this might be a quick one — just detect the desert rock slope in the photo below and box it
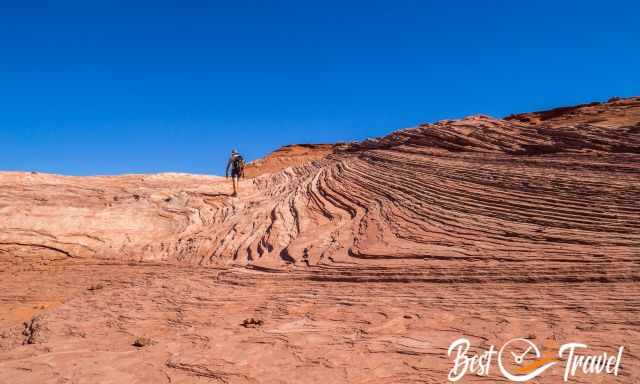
[1,97,639,383]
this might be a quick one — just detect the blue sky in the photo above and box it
[1,1,638,175]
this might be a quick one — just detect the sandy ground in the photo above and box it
[1,261,638,383]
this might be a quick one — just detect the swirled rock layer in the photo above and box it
[0,97,638,383]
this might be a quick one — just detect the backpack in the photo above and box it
[232,155,245,172]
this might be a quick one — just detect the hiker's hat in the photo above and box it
[231,149,238,155]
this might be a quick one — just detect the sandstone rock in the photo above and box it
[0,97,638,383]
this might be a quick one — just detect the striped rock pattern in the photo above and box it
[0,97,638,383]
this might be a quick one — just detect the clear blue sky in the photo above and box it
[1,1,638,176]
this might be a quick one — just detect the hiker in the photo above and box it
[225,149,245,197]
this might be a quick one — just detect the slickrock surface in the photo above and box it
[1,97,639,383]
[243,144,335,178]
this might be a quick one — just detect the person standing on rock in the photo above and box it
[225,149,245,197]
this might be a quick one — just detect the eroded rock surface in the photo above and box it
[243,144,335,178]
[0,97,639,383]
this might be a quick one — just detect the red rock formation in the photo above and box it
[0,97,638,383]
[243,144,335,178]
